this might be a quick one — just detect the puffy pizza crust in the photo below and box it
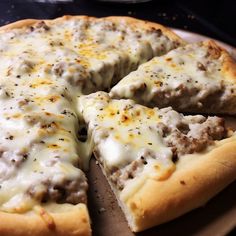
[0,203,91,236]
[119,136,236,232]
[199,41,236,84]
[104,16,184,44]
[0,15,184,46]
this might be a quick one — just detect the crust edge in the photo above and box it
[201,40,236,83]
[0,203,91,236]
[122,137,236,232]
[0,15,184,46]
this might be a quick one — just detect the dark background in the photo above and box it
[0,0,235,47]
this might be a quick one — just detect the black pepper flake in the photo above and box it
[40,140,45,144]
[141,156,147,164]
[61,110,67,115]
[23,154,28,160]
[148,142,152,145]
[180,180,186,185]
[16,75,21,78]
[6,135,14,140]
[197,62,206,71]
[59,138,64,141]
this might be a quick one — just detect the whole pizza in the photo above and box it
[0,15,235,236]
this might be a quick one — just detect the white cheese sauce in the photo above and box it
[110,41,236,113]
[79,92,174,183]
[0,17,180,212]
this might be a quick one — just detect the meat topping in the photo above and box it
[27,171,88,204]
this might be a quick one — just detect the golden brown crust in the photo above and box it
[0,15,185,47]
[0,204,91,236]
[202,40,236,83]
[0,16,90,32]
[104,16,185,45]
[122,136,236,232]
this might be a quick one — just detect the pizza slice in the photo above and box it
[0,44,91,235]
[110,40,236,114]
[78,91,236,232]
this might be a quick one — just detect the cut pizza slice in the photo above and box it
[0,49,91,235]
[78,91,236,232]
[110,40,236,114]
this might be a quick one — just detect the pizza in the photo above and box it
[110,40,236,114]
[0,15,235,235]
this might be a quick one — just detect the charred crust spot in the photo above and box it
[36,21,50,31]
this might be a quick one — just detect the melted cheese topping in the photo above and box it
[79,92,174,182]
[110,41,236,112]
[0,17,180,212]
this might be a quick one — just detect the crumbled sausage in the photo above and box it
[27,172,88,204]
[161,108,226,156]
[110,157,147,191]
[106,107,227,190]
